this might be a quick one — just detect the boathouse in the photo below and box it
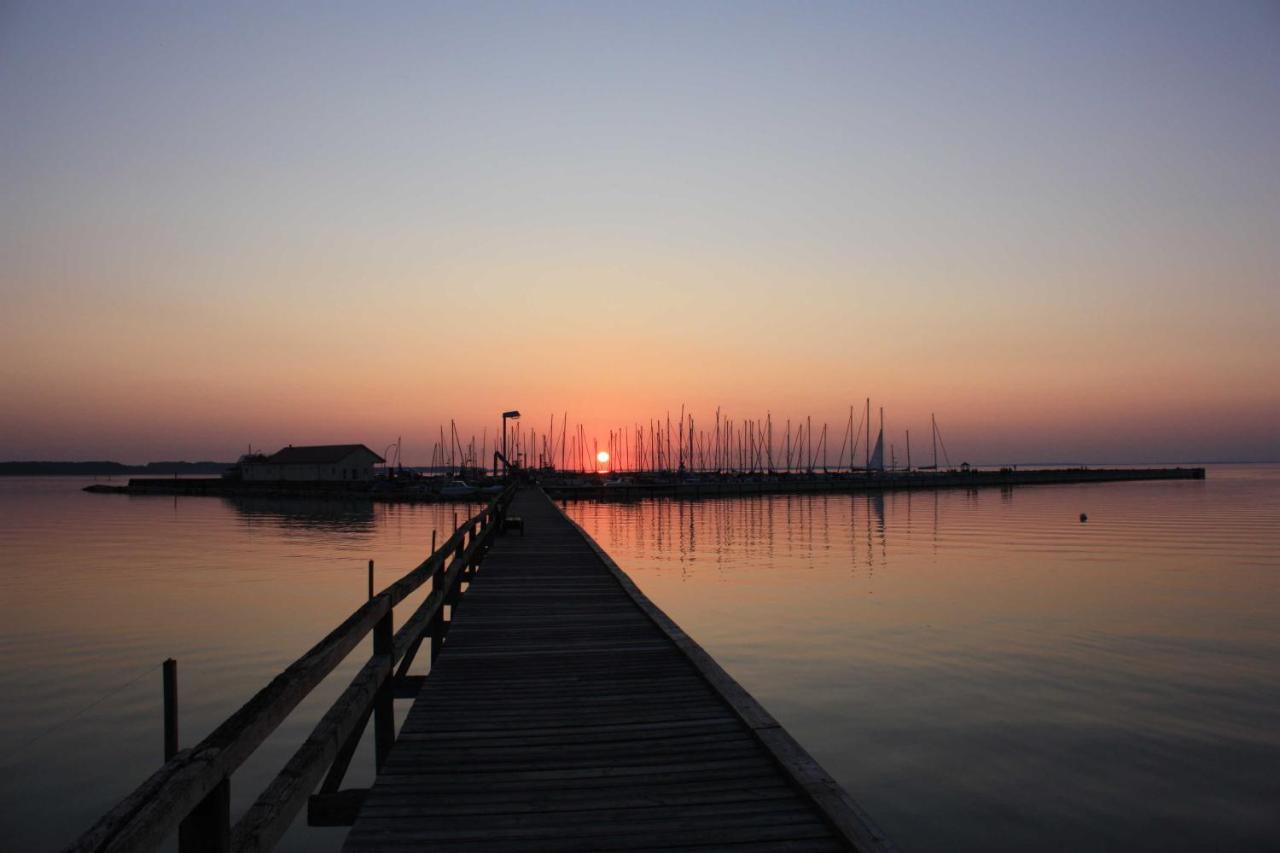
[241,444,384,482]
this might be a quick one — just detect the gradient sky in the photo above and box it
[2,1,1277,464]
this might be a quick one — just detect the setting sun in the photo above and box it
[596,450,610,465]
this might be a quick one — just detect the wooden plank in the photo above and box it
[395,720,741,746]
[369,760,783,790]
[356,782,799,813]
[351,802,820,832]
[396,715,737,740]
[344,822,836,852]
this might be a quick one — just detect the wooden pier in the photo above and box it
[68,486,895,853]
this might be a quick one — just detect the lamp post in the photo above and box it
[502,410,520,475]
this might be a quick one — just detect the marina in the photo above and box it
[78,409,1204,504]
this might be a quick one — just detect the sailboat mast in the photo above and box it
[807,416,812,473]
[865,398,870,470]
[847,405,854,472]
[932,413,938,470]
[766,413,773,473]
[778,417,788,471]
[689,414,695,472]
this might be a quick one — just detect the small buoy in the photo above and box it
[1079,513,1088,523]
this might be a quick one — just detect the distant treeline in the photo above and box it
[0,461,232,476]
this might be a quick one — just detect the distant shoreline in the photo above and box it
[3,459,1272,477]
[0,461,232,476]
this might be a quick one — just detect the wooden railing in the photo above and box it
[66,484,517,853]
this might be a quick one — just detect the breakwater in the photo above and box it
[85,466,1205,503]
[83,478,501,503]
[544,466,1204,500]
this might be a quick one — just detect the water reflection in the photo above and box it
[567,490,903,582]
[224,494,378,533]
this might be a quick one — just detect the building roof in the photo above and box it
[262,444,385,465]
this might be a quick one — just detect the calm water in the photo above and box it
[1,469,1278,851]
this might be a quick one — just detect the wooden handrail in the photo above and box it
[65,484,516,853]
[230,511,503,853]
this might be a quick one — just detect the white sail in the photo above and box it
[869,427,885,471]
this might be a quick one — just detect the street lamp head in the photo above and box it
[502,410,521,419]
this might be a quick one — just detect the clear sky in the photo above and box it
[2,1,1277,464]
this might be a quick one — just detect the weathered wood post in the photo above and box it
[447,525,467,635]
[430,561,446,662]
[163,658,178,761]
[164,656,231,852]
[372,601,395,772]
[178,778,230,853]
[446,530,466,612]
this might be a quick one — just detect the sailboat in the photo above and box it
[868,407,885,472]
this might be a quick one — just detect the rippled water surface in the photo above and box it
[1,468,1278,851]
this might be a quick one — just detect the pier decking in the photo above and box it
[343,488,893,852]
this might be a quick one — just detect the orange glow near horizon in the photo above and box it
[1,5,1278,465]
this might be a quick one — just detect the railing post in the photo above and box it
[447,538,464,603]
[178,778,230,853]
[367,559,374,600]
[163,658,178,761]
[166,655,230,853]
[372,602,395,772]
[430,564,445,662]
